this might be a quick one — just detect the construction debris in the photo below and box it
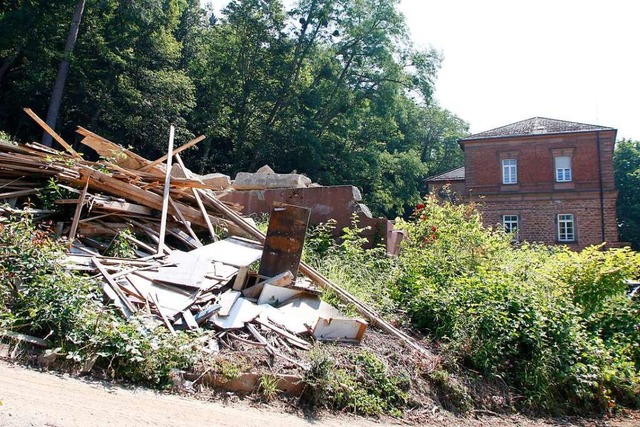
[0,111,431,379]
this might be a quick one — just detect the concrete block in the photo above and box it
[232,172,311,190]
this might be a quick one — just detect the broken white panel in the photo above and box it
[257,283,305,306]
[207,261,238,281]
[127,273,198,318]
[258,304,308,335]
[212,298,262,330]
[217,289,241,316]
[313,317,368,343]
[190,236,262,267]
[153,250,212,288]
[275,295,344,334]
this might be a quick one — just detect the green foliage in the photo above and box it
[105,228,138,259]
[392,197,640,412]
[36,178,73,211]
[299,198,640,413]
[0,129,11,142]
[258,374,280,401]
[303,215,398,316]
[0,214,209,387]
[614,139,640,249]
[0,0,468,218]
[302,349,408,416]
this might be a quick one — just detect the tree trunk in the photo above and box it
[42,0,85,147]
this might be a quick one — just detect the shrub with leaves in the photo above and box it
[392,197,640,412]
[0,214,211,387]
[302,349,408,416]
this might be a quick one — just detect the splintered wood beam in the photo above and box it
[175,154,217,241]
[140,135,205,172]
[158,125,175,254]
[23,108,81,158]
[76,126,158,173]
[68,177,89,243]
[92,257,136,317]
[168,196,202,246]
[68,166,246,237]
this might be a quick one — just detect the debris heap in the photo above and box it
[1,109,430,370]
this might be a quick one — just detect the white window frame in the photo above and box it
[557,214,575,242]
[502,215,519,235]
[555,156,572,182]
[502,159,517,184]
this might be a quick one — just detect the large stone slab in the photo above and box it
[232,171,311,190]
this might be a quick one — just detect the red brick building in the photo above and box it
[426,117,619,249]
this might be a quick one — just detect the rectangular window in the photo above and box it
[557,214,575,242]
[502,159,517,184]
[502,215,519,234]
[555,156,572,182]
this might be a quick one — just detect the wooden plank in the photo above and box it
[190,236,262,267]
[182,310,199,330]
[194,304,221,325]
[176,154,217,241]
[242,270,294,299]
[153,250,211,288]
[0,189,38,199]
[92,199,153,216]
[67,166,246,236]
[93,257,135,317]
[253,317,311,351]
[232,266,249,291]
[140,135,205,172]
[257,284,304,306]
[0,330,49,348]
[312,317,368,343]
[217,290,241,317]
[259,204,310,279]
[212,298,262,330]
[127,273,198,317]
[158,126,175,254]
[168,196,202,246]
[68,177,89,243]
[149,293,176,334]
[76,127,155,171]
[23,108,81,158]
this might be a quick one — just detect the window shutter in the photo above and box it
[555,156,570,169]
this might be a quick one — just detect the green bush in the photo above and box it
[392,197,640,412]
[303,349,408,416]
[0,214,209,387]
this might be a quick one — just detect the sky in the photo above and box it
[204,0,639,140]
[397,0,640,140]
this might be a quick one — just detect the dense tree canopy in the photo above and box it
[0,0,468,217]
[614,140,640,249]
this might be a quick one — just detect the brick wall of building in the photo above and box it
[464,130,616,195]
[461,129,619,248]
[477,192,618,250]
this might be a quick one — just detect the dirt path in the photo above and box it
[0,360,372,427]
[1,360,638,427]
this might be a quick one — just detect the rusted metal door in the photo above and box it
[259,204,310,280]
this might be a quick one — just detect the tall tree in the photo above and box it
[42,0,85,147]
[614,139,640,249]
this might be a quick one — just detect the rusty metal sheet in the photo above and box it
[258,204,310,279]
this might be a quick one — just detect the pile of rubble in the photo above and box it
[0,109,428,375]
